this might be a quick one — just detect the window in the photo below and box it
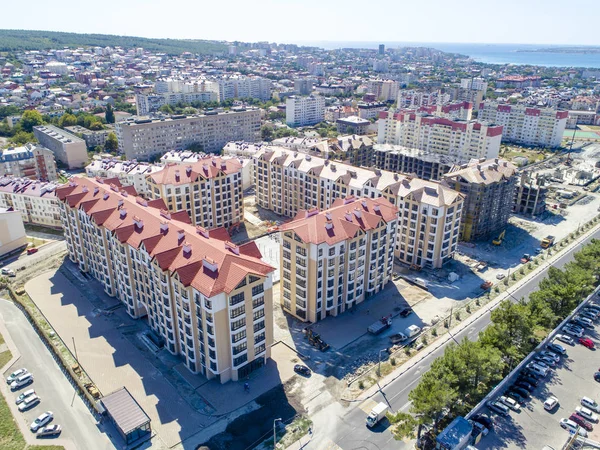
[251,284,264,296]
[232,330,246,343]
[230,305,245,319]
[231,318,246,331]
[233,354,248,367]
[253,309,265,320]
[230,292,245,306]
[255,343,266,355]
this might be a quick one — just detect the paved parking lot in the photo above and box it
[478,303,600,449]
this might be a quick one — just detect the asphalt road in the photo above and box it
[311,229,599,450]
[2,240,66,271]
[0,299,114,450]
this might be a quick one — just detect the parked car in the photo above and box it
[581,310,598,320]
[511,386,531,399]
[26,247,38,255]
[521,368,544,380]
[544,396,559,411]
[10,373,33,390]
[36,424,61,438]
[293,365,311,376]
[6,368,28,384]
[496,273,506,280]
[506,390,526,405]
[556,334,575,345]
[576,406,599,422]
[594,372,600,382]
[499,395,521,411]
[469,420,489,436]
[526,362,549,377]
[487,400,509,416]
[560,418,588,437]
[15,389,35,405]
[30,412,53,431]
[1,268,15,277]
[399,308,412,318]
[563,326,583,338]
[471,414,493,430]
[570,413,593,431]
[582,397,600,413]
[547,342,567,355]
[574,317,593,328]
[515,381,535,393]
[535,355,557,367]
[18,394,40,411]
[539,351,560,363]
[517,374,539,386]
[579,338,595,349]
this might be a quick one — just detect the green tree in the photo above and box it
[18,110,43,132]
[105,104,115,124]
[387,411,420,440]
[159,104,174,115]
[58,113,77,128]
[186,142,204,153]
[261,124,274,141]
[409,371,456,430]
[9,131,35,145]
[104,132,118,151]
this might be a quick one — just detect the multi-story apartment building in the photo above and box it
[327,135,375,167]
[357,102,387,120]
[373,144,459,180]
[0,177,61,227]
[85,158,162,196]
[286,95,325,127]
[443,158,518,242]
[56,176,274,382]
[0,144,58,181]
[115,108,261,160]
[135,91,219,116]
[336,116,370,135]
[0,207,27,257]
[416,101,473,121]
[253,147,464,268]
[33,125,88,169]
[279,197,399,322]
[147,157,243,230]
[377,111,503,160]
[216,76,272,102]
[66,125,113,148]
[478,102,568,148]
[460,78,488,92]
[514,172,547,216]
[365,79,399,102]
[294,78,313,95]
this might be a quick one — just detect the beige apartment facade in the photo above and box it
[147,157,244,230]
[0,177,62,228]
[280,197,398,323]
[254,147,464,269]
[57,177,274,382]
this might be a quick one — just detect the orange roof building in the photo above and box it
[56,176,274,383]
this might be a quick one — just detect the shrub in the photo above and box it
[391,357,396,366]
[455,312,461,321]
[358,380,364,389]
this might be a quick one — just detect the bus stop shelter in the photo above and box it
[101,387,151,445]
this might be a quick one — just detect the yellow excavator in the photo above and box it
[492,230,506,246]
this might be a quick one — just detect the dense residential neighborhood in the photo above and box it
[1,22,600,450]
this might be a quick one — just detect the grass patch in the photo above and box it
[0,349,12,368]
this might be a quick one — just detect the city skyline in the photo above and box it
[1,0,599,46]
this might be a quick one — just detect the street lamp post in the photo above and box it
[274,418,282,449]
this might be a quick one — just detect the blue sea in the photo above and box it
[297,41,600,69]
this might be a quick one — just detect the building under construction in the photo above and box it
[373,144,462,180]
[514,172,547,216]
[443,158,518,242]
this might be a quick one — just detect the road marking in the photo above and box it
[387,376,421,402]
[399,401,412,411]
[321,438,343,450]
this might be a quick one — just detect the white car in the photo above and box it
[499,395,520,411]
[576,406,599,422]
[1,267,15,277]
[581,311,598,321]
[562,326,583,338]
[18,394,40,411]
[560,418,588,437]
[544,396,559,411]
[30,411,53,431]
[581,397,600,413]
[6,368,28,384]
[555,334,574,345]
[15,389,35,405]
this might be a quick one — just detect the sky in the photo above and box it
[1,0,599,46]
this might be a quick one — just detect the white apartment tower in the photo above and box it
[286,95,325,127]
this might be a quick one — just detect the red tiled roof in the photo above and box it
[148,157,242,186]
[280,197,398,245]
[56,178,274,297]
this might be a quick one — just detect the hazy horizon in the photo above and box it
[1,0,599,47]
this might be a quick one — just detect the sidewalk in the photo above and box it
[0,316,77,450]
[354,219,600,402]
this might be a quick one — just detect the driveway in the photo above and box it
[0,298,114,450]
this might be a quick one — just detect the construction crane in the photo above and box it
[492,230,506,246]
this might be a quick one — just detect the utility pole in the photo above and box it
[273,418,282,449]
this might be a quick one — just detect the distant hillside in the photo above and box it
[0,29,227,55]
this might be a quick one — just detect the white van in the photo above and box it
[10,373,33,390]
[526,362,548,377]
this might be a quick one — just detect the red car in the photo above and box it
[26,248,38,255]
[579,338,595,349]
[570,413,593,431]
